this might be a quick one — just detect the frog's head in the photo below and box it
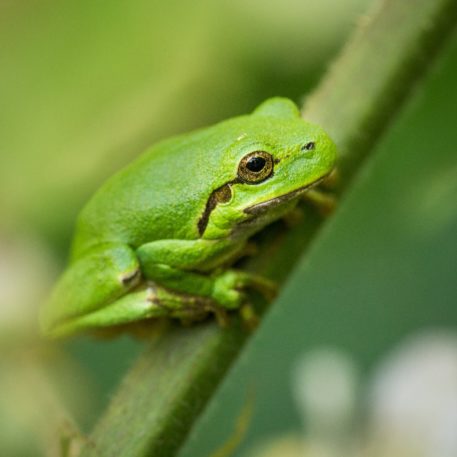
[199,97,337,239]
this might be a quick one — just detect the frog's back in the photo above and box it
[71,118,249,258]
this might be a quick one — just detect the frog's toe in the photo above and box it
[235,271,278,301]
[215,288,245,310]
[240,303,260,330]
[212,269,278,310]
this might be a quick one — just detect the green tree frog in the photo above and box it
[40,98,337,338]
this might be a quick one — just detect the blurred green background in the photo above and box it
[1,1,456,456]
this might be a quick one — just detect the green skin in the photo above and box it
[40,98,337,338]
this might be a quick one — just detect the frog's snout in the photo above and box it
[298,131,337,171]
[319,135,338,172]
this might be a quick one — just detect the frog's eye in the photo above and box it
[301,141,315,151]
[238,151,274,184]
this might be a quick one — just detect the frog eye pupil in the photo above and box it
[246,156,266,172]
[238,151,274,184]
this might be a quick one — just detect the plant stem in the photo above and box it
[80,1,457,456]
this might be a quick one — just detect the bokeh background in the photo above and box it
[1,1,456,456]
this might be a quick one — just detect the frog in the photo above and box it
[40,97,337,338]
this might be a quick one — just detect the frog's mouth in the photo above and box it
[244,178,323,216]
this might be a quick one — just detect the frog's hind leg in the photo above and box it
[40,243,141,337]
[51,284,216,338]
[48,285,168,337]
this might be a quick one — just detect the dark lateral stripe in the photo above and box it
[197,180,238,236]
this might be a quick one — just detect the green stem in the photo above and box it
[80,1,457,456]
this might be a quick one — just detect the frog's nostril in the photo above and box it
[301,141,315,152]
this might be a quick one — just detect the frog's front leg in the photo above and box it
[302,188,337,215]
[136,239,277,310]
[301,168,339,215]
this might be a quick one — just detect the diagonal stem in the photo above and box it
[80,1,457,456]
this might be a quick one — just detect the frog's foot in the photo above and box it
[212,269,278,310]
[321,168,340,189]
[240,303,260,331]
[155,288,214,324]
[301,188,337,216]
[238,271,278,301]
[282,206,305,227]
[243,241,259,257]
[300,167,339,216]
[211,270,268,330]
[176,303,229,328]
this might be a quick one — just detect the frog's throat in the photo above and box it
[243,177,323,216]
